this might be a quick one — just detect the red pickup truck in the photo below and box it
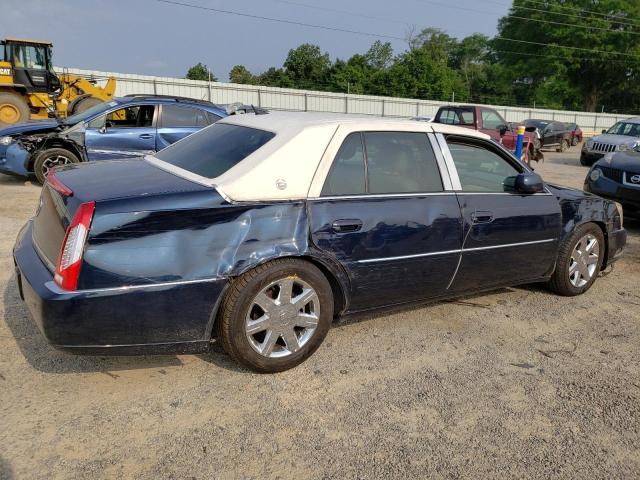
[433,105,541,163]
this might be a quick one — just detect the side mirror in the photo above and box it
[602,129,607,134]
[514,172,544,194]
[99,125,107,134]
[498,125,508,136]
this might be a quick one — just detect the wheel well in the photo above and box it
[28,141,82,169]
[591,221,610,268]
[303,256,348,317]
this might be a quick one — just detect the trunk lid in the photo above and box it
[31,158,211,269]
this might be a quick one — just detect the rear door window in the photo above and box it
[88,105,155,129]
[322,131,443,196]
[155,123,275,178]
[160,104,211,127]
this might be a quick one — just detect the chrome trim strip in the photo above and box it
[87,149,153,156]
[314,192,457,201]
[357,248,461,264]
[356,238,556,264]
[435,133,463,190]
[45,276,225,295]
[427,132,454,191]
[456,192,553,196]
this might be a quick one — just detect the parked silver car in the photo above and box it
[581,117,640,166]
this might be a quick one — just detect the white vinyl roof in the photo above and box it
[153,111,490,202]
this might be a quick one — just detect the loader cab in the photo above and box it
[1,38,61,93]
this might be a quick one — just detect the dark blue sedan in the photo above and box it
[0,95,228,183]
[13,113,627,372]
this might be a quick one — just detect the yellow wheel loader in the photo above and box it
[0,38,116,126]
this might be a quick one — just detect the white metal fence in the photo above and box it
[58,67,634,136]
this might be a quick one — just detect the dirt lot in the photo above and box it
[1,150,638,480]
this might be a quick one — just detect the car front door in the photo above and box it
[84,104,157,161]
[156,104,220,151]
[478,108,507,143]
[440,134,562,292]
[308,129,463,312]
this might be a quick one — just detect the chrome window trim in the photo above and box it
[311,192,457,201]
[427,132,453,191]
[435,133,462,190]
[355,238,556,264]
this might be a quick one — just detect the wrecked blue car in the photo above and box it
[0,95,228,183]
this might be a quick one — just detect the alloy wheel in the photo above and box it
[568,234,599,287]
[42,154,71,177]
[245,277,320,358]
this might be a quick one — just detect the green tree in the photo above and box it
[185,62,217,82]
[283,44,331,90]
[496,0,640,111]
[229,65,256,84]
[365,40,394,70]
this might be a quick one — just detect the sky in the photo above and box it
[3,0,510,80]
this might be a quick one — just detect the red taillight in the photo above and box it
[47,170,73,197]
[54,201,95,291]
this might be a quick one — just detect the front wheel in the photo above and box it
[547,223,605,296]
[571,136,579,146]
[216,259,333,373]
[557,139,569,152]
[33,148,80,184]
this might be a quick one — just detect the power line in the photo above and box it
[154,0,406,41]
[495,36,640,59]
[417,0,640,35]
[264,0,411,26]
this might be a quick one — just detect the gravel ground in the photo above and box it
[1,149,639,479]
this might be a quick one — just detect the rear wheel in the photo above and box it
[33,148,80,184]
[557,139,569,152]
[547,223,604,296]
[0,92,30,126]
[571,136,579,146]
[216,259,333,373]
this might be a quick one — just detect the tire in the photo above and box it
[0,92,30,126]
[68,96,102,115]
[579,155,590,166]
[557,139,569,152]
[547,223,605,297]
[216,258,334,373]
[33,148,80,184]
[571,136,579,147]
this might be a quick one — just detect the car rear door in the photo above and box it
[439,134,562,292]
[84,104,157,160]
[156,104,220,151]
[308,128,463,312]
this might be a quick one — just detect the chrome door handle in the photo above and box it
[139,133,153,139]
[471,211,494,224]
[331,219,363,233]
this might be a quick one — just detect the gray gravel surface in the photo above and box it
[1,150,638,479]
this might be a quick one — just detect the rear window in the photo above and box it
[155,123,275,178]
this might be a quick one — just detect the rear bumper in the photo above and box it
[13,221,228,354]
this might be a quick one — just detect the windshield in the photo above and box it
[63,100,121,125]
[524,120,548,129]
[606,122,640,137]
[155,123,275,179]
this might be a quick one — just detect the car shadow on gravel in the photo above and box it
[0,174,38,187]
[3,274,184,374]
[0,455,14,480]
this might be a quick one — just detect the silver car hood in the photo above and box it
[589,133,639,146]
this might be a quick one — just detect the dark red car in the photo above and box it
[567,123,583,146]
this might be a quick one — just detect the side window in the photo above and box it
[447,141,521,193]
[481,109,505,130]
[321,133,366,196]
[438,109,457,125]
[160,105,208,128]
[88,105,155,129]
[205,111,222,125]
[365,132,443,194]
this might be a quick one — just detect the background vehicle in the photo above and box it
[0,38,116,126]
[1,95,229,182]
[433,105,542,162]
[585,149,640,217]
[523,119,572,152]
[567,122,583,146]
[581,117,640,166]
[13,113,626,373]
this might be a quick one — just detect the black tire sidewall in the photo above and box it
[33,148,80,184]
[222,260,333,373]
[552,224,605,296]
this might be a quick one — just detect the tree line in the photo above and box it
[186,1,640,113]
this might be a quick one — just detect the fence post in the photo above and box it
[257,89,262,108]
[153,79,157,95]
[304,93,308,112]
[552,111,556,120]
[382,99,385,117]
[208,81,212,102]
[593,114,598,135]
[345,94,348,114]
[416,102,420,117]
